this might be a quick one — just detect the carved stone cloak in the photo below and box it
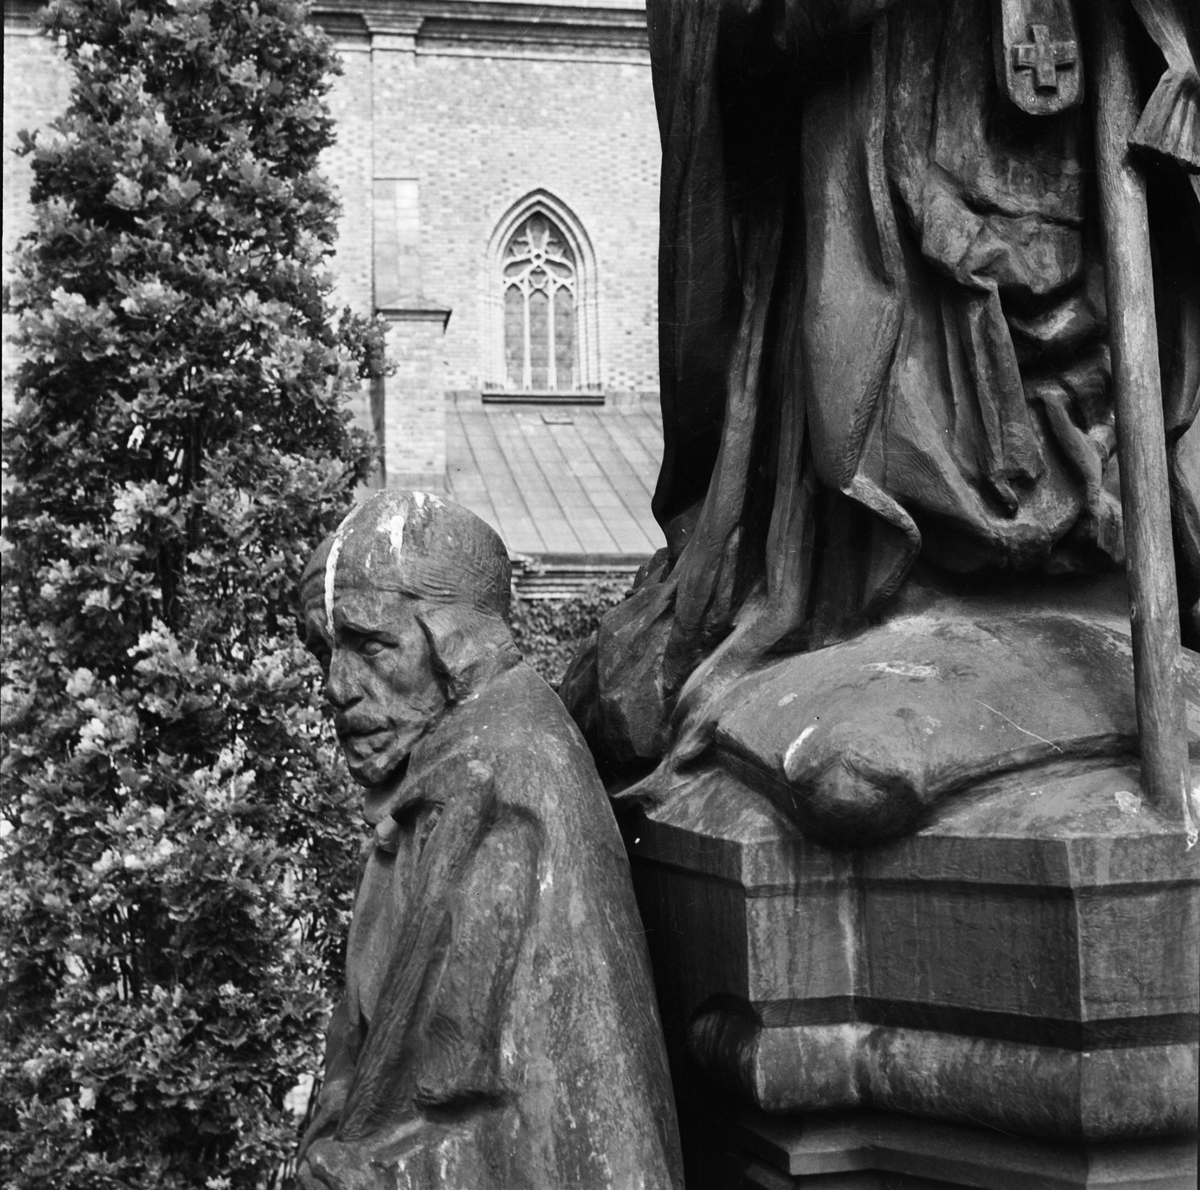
[299,645,683,1189]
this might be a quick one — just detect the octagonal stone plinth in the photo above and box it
[625,757,1198,1187]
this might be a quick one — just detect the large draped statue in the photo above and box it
[654,0,1197,642]
[565,0,1200,840]
[557,4,1199,1177]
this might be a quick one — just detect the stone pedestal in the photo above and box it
[624,749,1199,1188]
[733,1109,1198,1189]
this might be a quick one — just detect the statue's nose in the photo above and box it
[326,651,360,711]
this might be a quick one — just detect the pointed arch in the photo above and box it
[484,190,600,392]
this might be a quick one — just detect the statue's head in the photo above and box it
[300,491,512,797]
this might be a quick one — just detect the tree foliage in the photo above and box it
[508,583,628,688]
[1,2,381,1185]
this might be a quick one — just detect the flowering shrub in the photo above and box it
[0,2,379,1186]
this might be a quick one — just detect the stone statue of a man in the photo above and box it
[294,491,682,1190]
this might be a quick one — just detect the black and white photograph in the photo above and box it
[2,1,1197,1187]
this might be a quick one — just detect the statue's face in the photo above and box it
[305,582,446,788]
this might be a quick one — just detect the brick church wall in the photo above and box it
[344,40,659,393]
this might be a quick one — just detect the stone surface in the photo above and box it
[734,1109,1198,1190]
[295,491,682,1189]
[584,574,1200,1187]
[604,565,1200,1185]
[705,575,1198,845]
[623,733,1198,1183]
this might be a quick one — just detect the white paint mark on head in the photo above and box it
[1114,789,1141,816]
[323,509,360,629]
[324,534,344,629]
[783,724,818,781]
[777,692,798,707]
[384,510,406,565]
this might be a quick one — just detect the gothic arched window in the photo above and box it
[486,192,599,394]
[503,213,577,391]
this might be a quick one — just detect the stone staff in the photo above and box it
[1091,0,1198,839]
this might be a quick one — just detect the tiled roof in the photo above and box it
[446,394,665,561]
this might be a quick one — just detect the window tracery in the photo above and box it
[502,214,578,391]
[485,192,599,394]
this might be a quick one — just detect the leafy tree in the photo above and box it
[508,581,628,687]
[0,2,382,1185]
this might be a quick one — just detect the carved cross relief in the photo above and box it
[993,0,1083,115]
[1012,24,1077,93]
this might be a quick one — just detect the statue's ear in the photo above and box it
[414,604,519,703]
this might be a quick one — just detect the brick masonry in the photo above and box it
[380,310,451,489]
[3,3,663,492]
[353,42,660,392]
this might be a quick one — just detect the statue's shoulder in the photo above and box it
[416,661,603,798]
[473,660,595,745]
